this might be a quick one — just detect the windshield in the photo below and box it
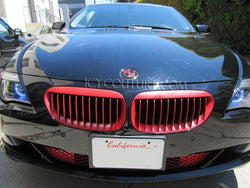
[70,4,194,32]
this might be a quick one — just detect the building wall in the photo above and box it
[34,0,60,19]
[85,0,116,6]
[3,0,28,32]
[59,4,70,22]
[58,0,85,16]
[0,0,7,18]
[1,0,60,33]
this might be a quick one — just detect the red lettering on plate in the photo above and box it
[107,141,151,150]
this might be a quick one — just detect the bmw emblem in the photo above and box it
[120,68,139,80]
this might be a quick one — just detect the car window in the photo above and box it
[33,26,43,37]
[0,19,11,34]
[41,26,52,34]
[71,10,96,28]
[70,4,194,32]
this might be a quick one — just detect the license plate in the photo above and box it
[91,137,165,170]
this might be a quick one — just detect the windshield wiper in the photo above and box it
[85,25,175,30]
[129,24,174,30]
[86,25,130,28]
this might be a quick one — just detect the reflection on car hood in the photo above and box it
[20,29,239,84]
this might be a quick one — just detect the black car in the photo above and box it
[0,3,249,182]
[0,18,27,67]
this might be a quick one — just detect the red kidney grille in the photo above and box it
[44,87,126,132]
[131,90,214,133]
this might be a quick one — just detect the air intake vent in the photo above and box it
[166,152,210,169]
[45,147,89,167]
[131,90,214,133]
[45,146,209,170]
[44,87,126,132]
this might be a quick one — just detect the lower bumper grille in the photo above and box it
[45,146,209,170]
[45,147,89,167]
[165,152,210,169]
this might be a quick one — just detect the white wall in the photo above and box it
[3,0,60,33]
[85,0,116,6]
[59,4,70,22]
[51,0,60,19]
[4,0,28,32]
[34,0,60,19]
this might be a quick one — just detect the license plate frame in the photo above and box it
[90,135,166,170]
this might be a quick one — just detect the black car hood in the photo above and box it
[21,29,239,84]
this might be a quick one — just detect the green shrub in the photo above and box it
[204,0,250,55]
[136,0,250,56]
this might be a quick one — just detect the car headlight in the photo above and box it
[0,71,30,103]
[228,79,250,110]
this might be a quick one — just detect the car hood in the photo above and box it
[20,29,239,84]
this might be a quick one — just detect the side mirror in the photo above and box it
[195,25,210,34]
[52,22,66,30]
[14,28,22,39]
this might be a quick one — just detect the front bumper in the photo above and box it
[1,113,250,182]
[1,137,250,182]
[1,113,250,157]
